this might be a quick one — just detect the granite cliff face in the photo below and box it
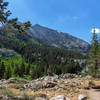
[28,24,90,54]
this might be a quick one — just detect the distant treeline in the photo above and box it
[0,33,87,79]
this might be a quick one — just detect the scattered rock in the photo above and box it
[25,81,57,91]
[78,94,87,100]
[59,74,76,79]
[43,81,57,88]
[49,95,66,100]
[33,94,48,100]
[44,75,58,81]
[0,95,9,100]
[0,74,98,100]
[66,97,70,100]
[88,81,95,88]
[7,78,28,84]
[85,76,92,79]
[0,79,7,84]
[12,96,23,100]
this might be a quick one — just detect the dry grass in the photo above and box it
[0,88,16,97]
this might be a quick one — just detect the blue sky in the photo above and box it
[6,0,100,43]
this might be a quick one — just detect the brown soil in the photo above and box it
[88,89,100,100]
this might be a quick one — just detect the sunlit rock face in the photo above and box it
[28,24,90,54]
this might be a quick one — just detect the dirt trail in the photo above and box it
[88,89,100,100]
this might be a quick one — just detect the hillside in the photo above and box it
[28,24,90,54]
[0,31,88,79]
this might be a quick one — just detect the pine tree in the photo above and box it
[0,0,31,34]
[14,64,20,77]
[0,61,5,79]
[20,61,25,77]
[88,28,99,76]
[0,0,11,26]
[25,63,31,75]
[6,66,11,79]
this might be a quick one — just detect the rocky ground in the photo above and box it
[0,74,100,100]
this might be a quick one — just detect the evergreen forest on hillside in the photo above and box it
[0,33,87,79]
[0,0,100,80]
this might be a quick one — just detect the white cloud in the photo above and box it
[56,15,80,24]
[91,28,100,33]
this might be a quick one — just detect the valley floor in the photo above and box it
[0,74,100,100]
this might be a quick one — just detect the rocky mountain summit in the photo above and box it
[0,74,100,100]
[28,24,90,54]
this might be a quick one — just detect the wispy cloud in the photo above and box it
[55,15,80,24]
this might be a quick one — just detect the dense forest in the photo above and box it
[0,32,87,79]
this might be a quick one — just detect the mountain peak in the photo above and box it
[28,24,90,54]
[34,24,41,27]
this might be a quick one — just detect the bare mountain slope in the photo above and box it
[28,24,90,54]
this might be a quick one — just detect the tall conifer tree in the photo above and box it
[88,28,99,76]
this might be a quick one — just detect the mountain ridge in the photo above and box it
[0,23,90,54]
[28,24,90,54]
